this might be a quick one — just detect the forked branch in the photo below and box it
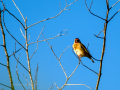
[42,32,91,90]
[27,0,78,28]
[85,0,106,21]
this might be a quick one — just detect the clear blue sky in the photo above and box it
[0,0,120,90]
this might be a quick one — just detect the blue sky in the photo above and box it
[0,0,120,90]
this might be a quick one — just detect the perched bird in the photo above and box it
[72,38,94,63]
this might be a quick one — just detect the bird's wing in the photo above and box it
[80,43,89,54]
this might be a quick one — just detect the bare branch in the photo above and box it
[81,61,98,75]
[60,61,80,90]
[29,26,45,60]
[20,28,25,38]
[96,0,109,89]
[25,18,34,90]
[48,84,54,90]
[9,43,26,57]
[15,54,26,90]
[34,63,39,90]
[106,0,109,10]
[42,32,60,60]
[94,30,104,39]
[0,63,7,67]
[29,42,38,60]
[28,29,68,45]
[68,61,80,79]
[85,0,106,20]
[108,9,120,22]
[66,84,93,89]
[12,0,25,21]
[89,1,93,10]
[5,9,25,29]
[0,9,14,90]
[54,82,59,90]
[59,2,62,10]
[109,0,120,10]
[23,74,32,86]
[0,83,11,89]
[59,46,70,60]
[2,10,26,50]
[59,59,68,79]
[27,0,78,28]
[14,53,29,72]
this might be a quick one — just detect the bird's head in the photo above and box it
[74,38,81,43]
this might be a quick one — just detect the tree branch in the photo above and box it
[96,0,109,89]
[12,0,25,21]
[15,54,26,90]
[108,9,120,22]
[0,9,15,90]
[0,83,11,89]
[109,0,120,10]
[85,0,106,21]
[2,10,26,50]
[28,29,68,45]
[66,84,93,89]
[0,63,7,67]
[5,9,25,29]
[29,26,45,60]
[27,0,78,28]
[25,18,34,90]
[48,84,54,90]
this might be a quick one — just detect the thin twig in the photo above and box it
[29,42,38,60]
[29,26,45,60]
[108,9,120,22]
[14,52,29,72]
[81,61,98,75]
[20,28,25,38]
[94,30,104,39]
[66,84,93,89]
[23,74,32,86]
[68,61,80,79]
[0,63,7,67]
[0,83,11,89]
[5,9,25,29]
[60,61,80,90]
[48,84,54,90]
[59,60,68,79]
[12,0,25,21]
[85,0,106,21]
[59,46,70,60]
[54,82,60,90]
[9,43,26,57]
[15,54,26,90]
[34,63,39,90]
[27,0,78,28]
[94,30,104,37]
[2,10,26,50]
[109,0,120,10]
[28,29,68,45]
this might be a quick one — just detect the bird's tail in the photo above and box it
[90,58,94,63]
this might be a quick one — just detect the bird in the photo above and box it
[72,38,94,63]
